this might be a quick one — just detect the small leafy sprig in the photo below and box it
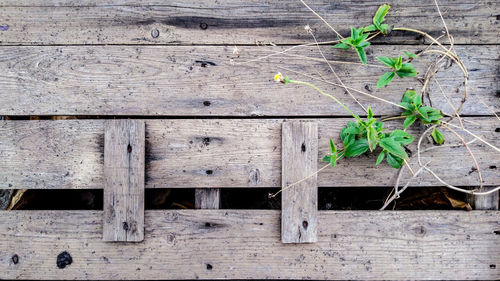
[323,107,413,169]
[399,90,445,144]
[363,4,391,35]
[376,54,418,88]
[333,27,370,64]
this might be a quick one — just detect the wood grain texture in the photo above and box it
[0,0,498,45]
[281,121,318,243]
[195,189,220,209]
[103,120,145,242]
[0,210,499,280]
[0,118,498,189]
[0,45,497,116]
[467,187,499,210]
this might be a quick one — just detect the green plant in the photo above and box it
[376,55,418,88]
[333,27,370,64]
[400,90,444,144]
[275,74,413,169]
[363,4,391,35]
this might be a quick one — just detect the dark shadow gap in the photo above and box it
[3,186,475,211]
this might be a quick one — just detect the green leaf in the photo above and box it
[344,138,369,157]
[374,121,384,133]
[403,115,417,129]
[412,93,422,108]
[373,4,390,27]
[376,71,395,88]
[351,27,360,41]
[404,51,418,59]
[329,138,337,153]
[340,126,356,147]
[386,153,404,169]
[367,126,378,151]
[389,129,414,145]
[363,24,377,32]
[401,90,417,104]
[394,55,402,70]
[377,57,395,68]
[333,42,351,50]
[355,47,367,65]
[367,106,373,119]
[395,63,418,78]
[380,137,408,160]
[322,155,331,162]
[379,24,391,35]
[431,127,445,145]
[357,41,371,48]
[376,151,385,165]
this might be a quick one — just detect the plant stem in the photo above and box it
[289,79,361,121]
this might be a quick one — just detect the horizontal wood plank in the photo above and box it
[0,118,498,189]
[0,0,498,45]
[0,45,497,116]
[0,210,499,280]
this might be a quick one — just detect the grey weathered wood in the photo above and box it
[0,210,499,280]
[195,189,220,209]
[281,121,318,243]
[0,0,498,45]
[0,118,498,189]
[467,187,499,210]
[0,45,497,116]
[103,120,145,242]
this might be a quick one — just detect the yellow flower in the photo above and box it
[274,73,282,82]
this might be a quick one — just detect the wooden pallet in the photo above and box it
[0,0,499,280]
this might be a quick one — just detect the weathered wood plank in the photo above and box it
[0,45,497,116]
[103,120,145,242]
[467,187,499,210]
[0,0,498,45]
[195,189,220,209]
[0,118,498,189]
[281,121,318,243]
[0,210,499,280]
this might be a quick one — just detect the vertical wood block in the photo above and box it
[281,121,318,243]
[195,189,220,209]
[103,120,145,242]
[467,187,499,210]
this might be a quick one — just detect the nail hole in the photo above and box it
[200,23,208,30]
[205,222,211,227]
[11,254,19,264]
[122,222,129,231]
[56,251,73,269]
[206,170,213,175]
[495,128,500,132]
[494,230,500,235]
[301,142,306,152]
[127,144,132,153]
[151,28,159,38]
[203,137,210,146]
[490,165,497,169]
[302,220,308,229]
[206,263,213,270]
[490,264,496,269]
[203,101,211,106]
